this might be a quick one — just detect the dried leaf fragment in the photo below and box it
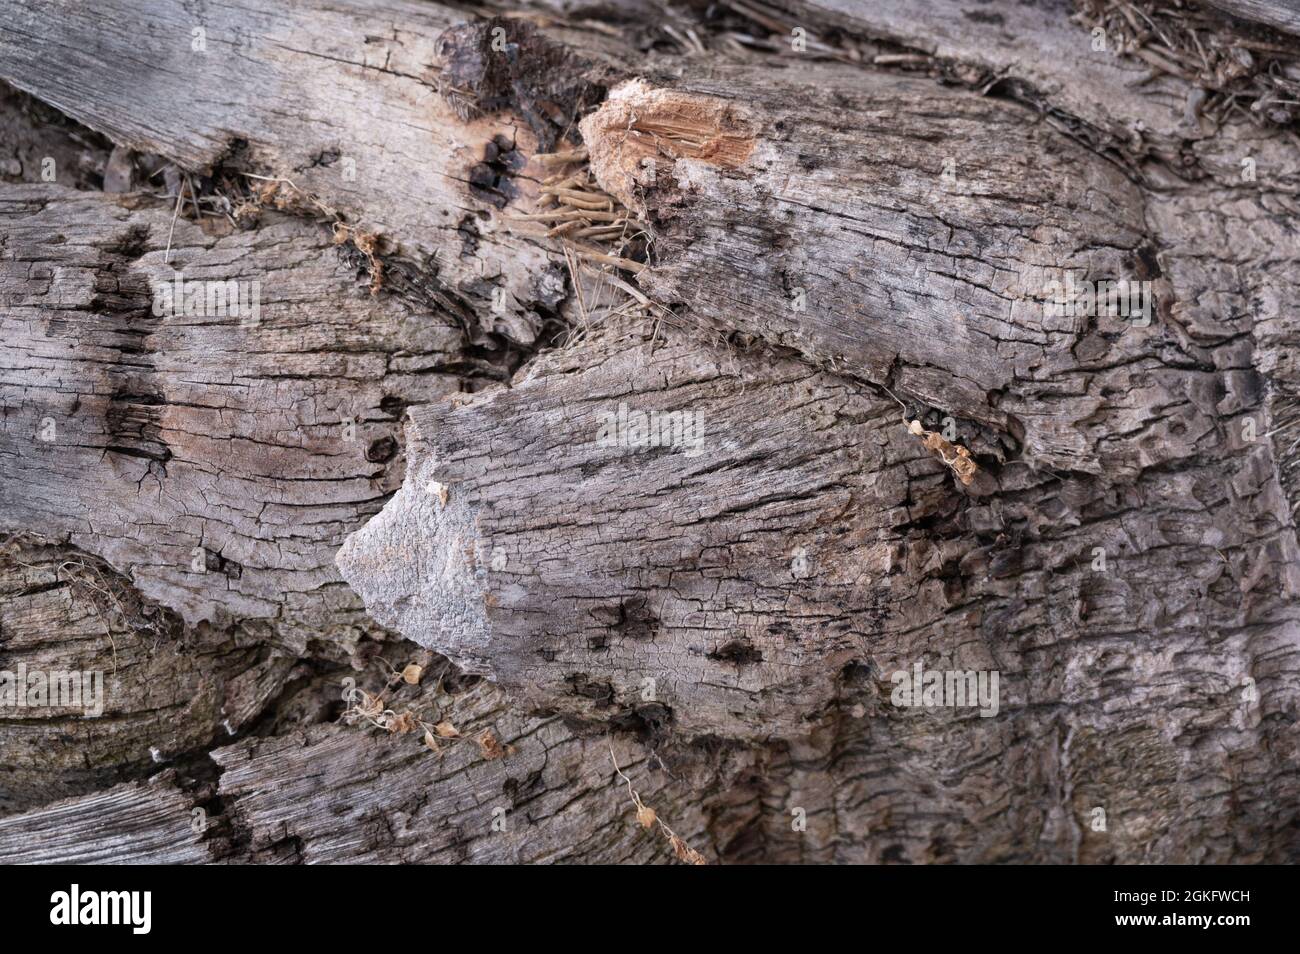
[433,720,460,739]
[636,804,657,829]
[358,692,384,721]
[904,419,979,485]
[332,223,384,294]
[401,663,423,685]
[920,431,979,485]
[477,729,506,760]
[669,834,707,866]
[387,711,417,734]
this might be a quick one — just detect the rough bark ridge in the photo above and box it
[1,0,1298,864]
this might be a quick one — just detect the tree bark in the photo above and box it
[1,0,1298,864]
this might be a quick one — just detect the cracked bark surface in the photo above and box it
[1,0,1298,864]
[1,185,465,642]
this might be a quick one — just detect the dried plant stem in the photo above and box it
[546,220,587,238]
[533,147,588,166]
[564,244,646,273]
[511,209,625,223]
[609,741,707,865]
[163,176,186,264]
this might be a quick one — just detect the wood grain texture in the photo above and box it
[0,185,463,643]
[0,0,626,350]
[339,320,1300,860]
[1203,0,1300,35]
[210,678,727,864]
[0,534,298,814]
[584,69,1160,475]
[0,775,212,864]
[2,0,1299,864]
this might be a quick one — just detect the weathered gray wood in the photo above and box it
[0,184,463,644]
[339,317,1300,860]
[340,328,930,739]
[1203,0,1300,36]
[2,0,1299,864]
[583,69,1159,476]
[0,0,630,349]
[211,675,724,864]
[0,534,297,814]
[796,0,1190,139]
[0,775,212,863]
